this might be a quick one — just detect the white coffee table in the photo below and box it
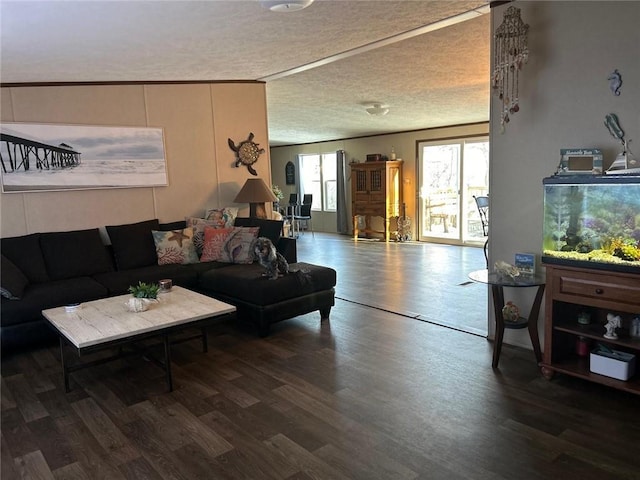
[42,286,236,392]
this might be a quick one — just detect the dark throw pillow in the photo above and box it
[0,254,29,300]
[40,228,113,280]
[234,218,283,246]
[106,219,160,270]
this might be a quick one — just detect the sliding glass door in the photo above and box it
[418,137,489,245]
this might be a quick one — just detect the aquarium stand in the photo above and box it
[541,263,640,395]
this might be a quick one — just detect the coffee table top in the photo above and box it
[42,286,236,349]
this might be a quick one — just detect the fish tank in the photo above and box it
[542,175,640,273]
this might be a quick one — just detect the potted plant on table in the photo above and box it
[126,281,160,312]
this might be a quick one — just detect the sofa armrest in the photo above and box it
[276,237,297,264]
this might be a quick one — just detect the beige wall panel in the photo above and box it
[1,87,14,120]
[8,85,147,126]
[144,84,217,222]
[210,83,270,216]
[22,188,156,239]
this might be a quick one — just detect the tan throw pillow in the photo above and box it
[200,227,234,262]
[220,227,259,264]
[152,228,199,265]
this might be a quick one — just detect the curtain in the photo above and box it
[336,149,349,234]
[295,154,304,201]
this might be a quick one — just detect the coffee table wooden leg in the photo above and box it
[163,334,173,392]
[59,337,71,393]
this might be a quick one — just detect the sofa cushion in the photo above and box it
[40,228,114,280]
[0,277,109,328]
[220,227,259,264]
[1,254,29,299]
[1,233,50,283]
[234,217,283,246]
[200,227,234,262]
[93,264,201,295]
[199,262,336,306]
[106,219,160,270]
[152,228,199,265]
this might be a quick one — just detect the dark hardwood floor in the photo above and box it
[2,234,639,479]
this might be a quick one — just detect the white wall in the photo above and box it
[0,82,271,238]
[489,1,640,348]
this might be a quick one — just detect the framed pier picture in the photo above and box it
[0,123,168,193]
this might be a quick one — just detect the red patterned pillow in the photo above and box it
[200,227,234,262]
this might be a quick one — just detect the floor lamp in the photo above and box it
[234,178,277,219]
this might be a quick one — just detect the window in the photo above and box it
[299,153,336,212]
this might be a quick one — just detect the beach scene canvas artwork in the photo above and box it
[0,123,168,192]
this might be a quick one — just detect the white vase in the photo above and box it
[126,297,151,312]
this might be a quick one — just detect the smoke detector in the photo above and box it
[260,0,314,12]
[366,103,390,116]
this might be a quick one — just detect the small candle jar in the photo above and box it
[577,312,591,325]
[159,279,172,293]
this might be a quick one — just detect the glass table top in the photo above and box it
[468,269,545,287]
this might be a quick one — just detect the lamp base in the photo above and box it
[249,202,268,219]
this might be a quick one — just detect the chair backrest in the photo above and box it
[288,193,298,205]
[302,193,312,205]
[297,203,311,217]
[473,195,489,236]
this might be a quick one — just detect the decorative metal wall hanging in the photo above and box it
[492,6,529,133]
[228,132,264,176]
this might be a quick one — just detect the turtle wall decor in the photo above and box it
[228,132,264,176]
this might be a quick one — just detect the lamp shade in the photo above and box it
[234,178,278,218]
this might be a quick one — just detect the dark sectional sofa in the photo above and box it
[1,217,336,353]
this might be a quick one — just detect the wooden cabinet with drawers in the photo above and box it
[350,160,403,241]
[541,263,640,394]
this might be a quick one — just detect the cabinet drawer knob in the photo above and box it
[595,288,604,294]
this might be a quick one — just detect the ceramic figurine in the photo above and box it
[603,313,622,340]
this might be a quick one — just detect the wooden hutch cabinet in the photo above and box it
[350,160,403,241]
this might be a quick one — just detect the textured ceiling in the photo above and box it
[0,0,491,146]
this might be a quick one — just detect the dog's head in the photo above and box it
[253,236,275,259]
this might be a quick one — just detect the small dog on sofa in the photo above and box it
[253,237,290,280]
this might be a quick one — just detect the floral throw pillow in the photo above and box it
[200,227,234,262]
[152,228,199,265]
[186,217,220,256]
[220,226,259,264]
[204,207,238,228]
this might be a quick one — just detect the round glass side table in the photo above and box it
[469,269,546,368]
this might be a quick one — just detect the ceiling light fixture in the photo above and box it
[366,104,389,116]
[260,0,314,12]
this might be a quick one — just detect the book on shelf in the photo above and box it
[515,253,536,275]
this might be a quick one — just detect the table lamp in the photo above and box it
[234,178,277,218]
